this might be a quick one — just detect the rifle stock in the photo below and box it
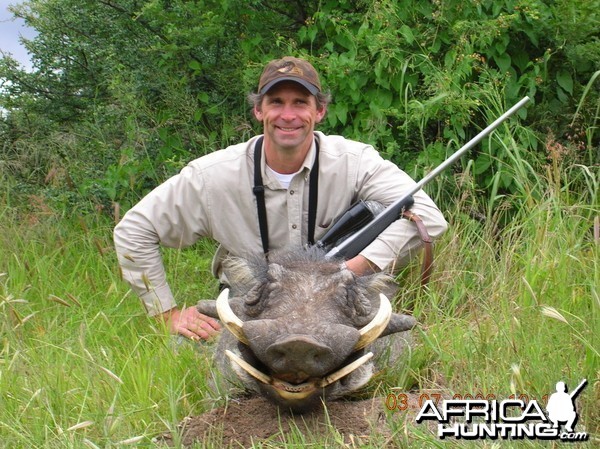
[324,96,531,261]
[316,200,392,250]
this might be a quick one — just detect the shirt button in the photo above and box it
[289,190,295,195]
[291,224,297,229]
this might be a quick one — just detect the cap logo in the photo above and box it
[277,62,303,76]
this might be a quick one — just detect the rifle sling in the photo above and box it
[402,210,434,287]
[253,136,319,256]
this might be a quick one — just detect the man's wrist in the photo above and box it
[156,306,179,322]
[344,255,378,276]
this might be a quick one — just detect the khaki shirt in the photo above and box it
[113,131,448,315]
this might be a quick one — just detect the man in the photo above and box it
[113,56,448,341]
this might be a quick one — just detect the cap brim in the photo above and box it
[260,77,320,95]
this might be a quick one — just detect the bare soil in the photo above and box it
[155,393,433,448]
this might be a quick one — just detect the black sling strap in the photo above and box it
[253,136,319,255]
[253,136,270,255]
[307,140,319,246]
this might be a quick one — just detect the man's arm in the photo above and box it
[354,147,448,271]
[113,165,221,339]
[113,205,177,316]
[345,254,379,276]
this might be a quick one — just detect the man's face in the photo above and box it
[254,81,326,155]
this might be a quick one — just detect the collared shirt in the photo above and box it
[113,131,448,315]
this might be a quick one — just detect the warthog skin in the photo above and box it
[197,247,416,412]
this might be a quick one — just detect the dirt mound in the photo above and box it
[155,393,430,447]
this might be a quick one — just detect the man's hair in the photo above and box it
[247,90,332,113]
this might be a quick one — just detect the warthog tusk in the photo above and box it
[318,352,373,387]
[216,288,250,345]
[225,350,271,385]
[226,349,374,399]
[354,293,392,350]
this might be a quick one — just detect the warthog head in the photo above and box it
[198,248,416,412]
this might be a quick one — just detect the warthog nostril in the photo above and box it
[265,335,334,375]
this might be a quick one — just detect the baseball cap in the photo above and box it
[257,56,321,95]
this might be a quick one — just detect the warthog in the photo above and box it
[197,247,416,412]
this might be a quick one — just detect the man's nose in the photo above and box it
[280,104,296,120]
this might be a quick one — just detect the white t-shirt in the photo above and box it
[266,165,296,189]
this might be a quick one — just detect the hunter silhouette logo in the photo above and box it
[415,378,589,441]
[546,379,587,434]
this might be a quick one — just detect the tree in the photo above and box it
[1,0,597,212]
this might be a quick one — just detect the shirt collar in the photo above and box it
[301,137,318,174]
[258,135,318,187]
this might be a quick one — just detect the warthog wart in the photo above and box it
[197,247,417,412]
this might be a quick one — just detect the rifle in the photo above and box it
[569,379,587,400]
[319,96,532,260]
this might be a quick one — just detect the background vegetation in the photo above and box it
[0,0,598,447]
[1,0,598,213]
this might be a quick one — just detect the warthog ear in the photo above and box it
[358,272,398,300]
[379,313,417,336]
[222,256,261,294]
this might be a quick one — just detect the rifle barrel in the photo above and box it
[413,96,531,192]
[569,379,588,400]
[325,96,531,261]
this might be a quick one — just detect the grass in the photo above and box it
[0,157,598,448]
[0,209,218,448]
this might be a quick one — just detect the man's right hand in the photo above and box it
[158,306,221,341]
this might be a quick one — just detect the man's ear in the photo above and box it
[253,105,263,121]
[315,105,327,123]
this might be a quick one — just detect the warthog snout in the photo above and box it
[266,335,334,378]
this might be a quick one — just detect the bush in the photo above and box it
[1,0,597,215]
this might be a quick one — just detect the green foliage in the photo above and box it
[297,0,598,214]
[0,0,598,217]
[1,0,304,208]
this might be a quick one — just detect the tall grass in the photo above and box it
[388,148,599,446]
[0,203,218,448]
[0,152,598,447]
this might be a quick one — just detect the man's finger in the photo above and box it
[198,314,221,331]
[192,323,220,341]
[193,311,220,330]
[179,323,214,341]
[177,327,201,341]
